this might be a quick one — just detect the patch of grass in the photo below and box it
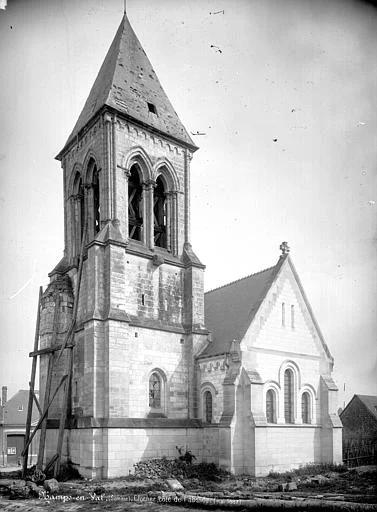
[268,463,348,480]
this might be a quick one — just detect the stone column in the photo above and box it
[85,184,94,240]
[103,112,113,222]
[111,115,118,224]
[68,195,76,260]
[170,191,177,255]
[62,158,68,258]
[184,149,192,245]
[146,179,155,249]
[166,192,172,252]
[124,169,131,241]
[142,182,149,246]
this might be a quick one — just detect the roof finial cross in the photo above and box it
[124,0,127,14]
[280,241,290,255]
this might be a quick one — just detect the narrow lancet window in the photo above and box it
[284,369,294,423]
[154,176,167,248]
[149,372,161,408]
[266,389,276,423]
[282,302,285,327]
[128,164,143,241]
[291,305,295,329]
[302,392,310,424]
[204,391,213,423]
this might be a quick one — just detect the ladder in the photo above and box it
[22,221,88,479]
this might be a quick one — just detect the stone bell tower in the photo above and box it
[40,14,209,478]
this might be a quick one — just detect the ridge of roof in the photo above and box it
[58,15,196,157]
[205,265,276,295]
[341,394,377,422]
[356,394,377,400]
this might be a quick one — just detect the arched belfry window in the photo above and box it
[154,176,167,248]
[203,390,213,423]
[149,372,162,408]
[284,369,294,423]
[266,389,277,423]
[128,164,143,241]
[301,392,310,424]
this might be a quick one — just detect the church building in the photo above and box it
[38,13,342,478]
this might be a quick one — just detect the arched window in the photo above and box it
[203,390,213,423]
[301,392,310,424]
[128,164,143,241]
[153,176,167,248]
[149,372,161,408]
[266,389,277,423]
[284,369,294,423]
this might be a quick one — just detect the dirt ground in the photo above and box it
[0,463,376,511]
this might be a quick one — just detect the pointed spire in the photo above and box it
[58,15,196,157]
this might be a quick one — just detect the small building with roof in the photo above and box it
[340,395,377,466]
[0,387,39,467]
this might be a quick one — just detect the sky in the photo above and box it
[0,0,376,408]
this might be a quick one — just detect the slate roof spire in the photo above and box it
[58,14,196,157]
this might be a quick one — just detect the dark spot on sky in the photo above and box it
[273,138,278,142]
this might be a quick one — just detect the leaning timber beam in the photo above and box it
[22,286,43,478]
[29,344,74,358]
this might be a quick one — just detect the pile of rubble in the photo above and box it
[0,478,59,500]
[133,458,229,481]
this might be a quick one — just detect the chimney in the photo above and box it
[1,386,7,407]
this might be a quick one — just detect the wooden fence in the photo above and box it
[343,437,377,467]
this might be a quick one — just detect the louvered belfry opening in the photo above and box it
[128,164,143,241]
[284,369,294,423]
[153,176,167,248]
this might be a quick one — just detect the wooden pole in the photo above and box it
[54,347,74,478]
[22,286,42,478]
[21,375,67,457]
[56,220,88,363]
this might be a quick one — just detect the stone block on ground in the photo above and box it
[43,478,60,493]
[311,475,330,485]
[286,482,298,491]
[354,465,377,475]
[166,478,184,491]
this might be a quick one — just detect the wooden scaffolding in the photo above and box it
[22,222,87,479]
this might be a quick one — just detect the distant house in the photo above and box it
[340,394,377,466]
[0,387,39,466]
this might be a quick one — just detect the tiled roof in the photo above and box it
[2,390,39,426]
[356,395,377,421]
[201,258,285,357]
[59,15,196,156]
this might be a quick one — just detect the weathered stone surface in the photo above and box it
[43,478,60,493]
[166,478,184,491]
